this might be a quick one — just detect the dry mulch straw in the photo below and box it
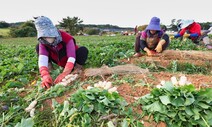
[84,64,149,77]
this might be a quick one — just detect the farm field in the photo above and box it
[0,28,10,37]
[0,35,212,127]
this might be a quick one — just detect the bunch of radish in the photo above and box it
[170,76,191,86]
[87,81,118,93]
[57,74,78,86]
[25,100,37,117]
[157,75,192,88]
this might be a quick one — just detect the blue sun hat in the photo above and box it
[34,16,62,45]
[146,17,161,31]
[180,20,194,29]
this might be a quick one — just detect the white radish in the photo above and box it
[104,82,112,90]
[69,77,75,81]
[65,75,72,79]
[160,80,166,86]
[71,77,77,81]
[179,76,187,86]
[102,81,107,88]
[63,81,69,86]
[94,82,102,88]
[25,107,32,112]
[156,85,162,89]
[59,82,67,86]
[94,83,100,88]
[62,78,67,82]
[108,87,117,93]
[100,81,104,88]
[59,74,78,86]
[171,76,178,86]
[25,100,37,112]
[87,86,94,90]
[186,81,192,85]
[30,108,35,117]
[73,74,78,78]
[71,74,78,79]
[29,100,37,108]
[66,78,72,83]
[134,97,140,100]
[98,81,103,87]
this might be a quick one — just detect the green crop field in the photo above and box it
[0,28,10,37]
[0,36,212,127]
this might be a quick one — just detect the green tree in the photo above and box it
[138,25,148,31]
[84,28,100,35]
[199,22,212,30]
[167,19,179,32]
[0,21,10,28]
[9,21,36,37]
[20,21,36,29]
[59,16,83,35]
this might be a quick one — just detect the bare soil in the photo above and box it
[41,50,212,127]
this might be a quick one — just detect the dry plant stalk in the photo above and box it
[84,64,149,77]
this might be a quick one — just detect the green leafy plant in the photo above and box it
[68,88,128,126]
[50,88,143,127]
[0,44,38,88]
[0,88,28,126]
[138,62,167,72]
[169,39,206,50]
[168,61,210,75]
[138,82,212,127]
[14,118,34,127]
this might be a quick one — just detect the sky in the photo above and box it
[1,0,211,28]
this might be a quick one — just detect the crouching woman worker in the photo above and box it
[173,20,212,50]
[34,16,88,89]
[133,17,169,57]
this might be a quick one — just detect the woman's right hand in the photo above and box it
[147,50,157,56]
[147,50,153,56]
[39,66,53,89]
[41,75,53,89]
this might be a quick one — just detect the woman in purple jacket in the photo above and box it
[134,17,169,57]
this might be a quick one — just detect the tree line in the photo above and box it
[0,16,133,37]
[0,17,211,37]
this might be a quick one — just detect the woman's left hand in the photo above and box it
[155,43,163,53]
[54,71,70,84]
[54,62,74,84]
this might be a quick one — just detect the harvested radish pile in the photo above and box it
[56,74,78,86]
[87,81,118,93]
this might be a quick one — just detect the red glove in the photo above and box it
[54,62,74,84]
[147,50,157,56]
[40,66,53,89]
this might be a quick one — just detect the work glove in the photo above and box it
[146,50,157,56]
[155,43,163,53]
[169,35,175,40]
[54,62,74,84]
[183,33,190,38]
[40,66,53,89]
[133,52,142,57]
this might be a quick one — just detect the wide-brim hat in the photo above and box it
[180,20,194,29]
[34,16,60,39]
[146,17,161,31]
